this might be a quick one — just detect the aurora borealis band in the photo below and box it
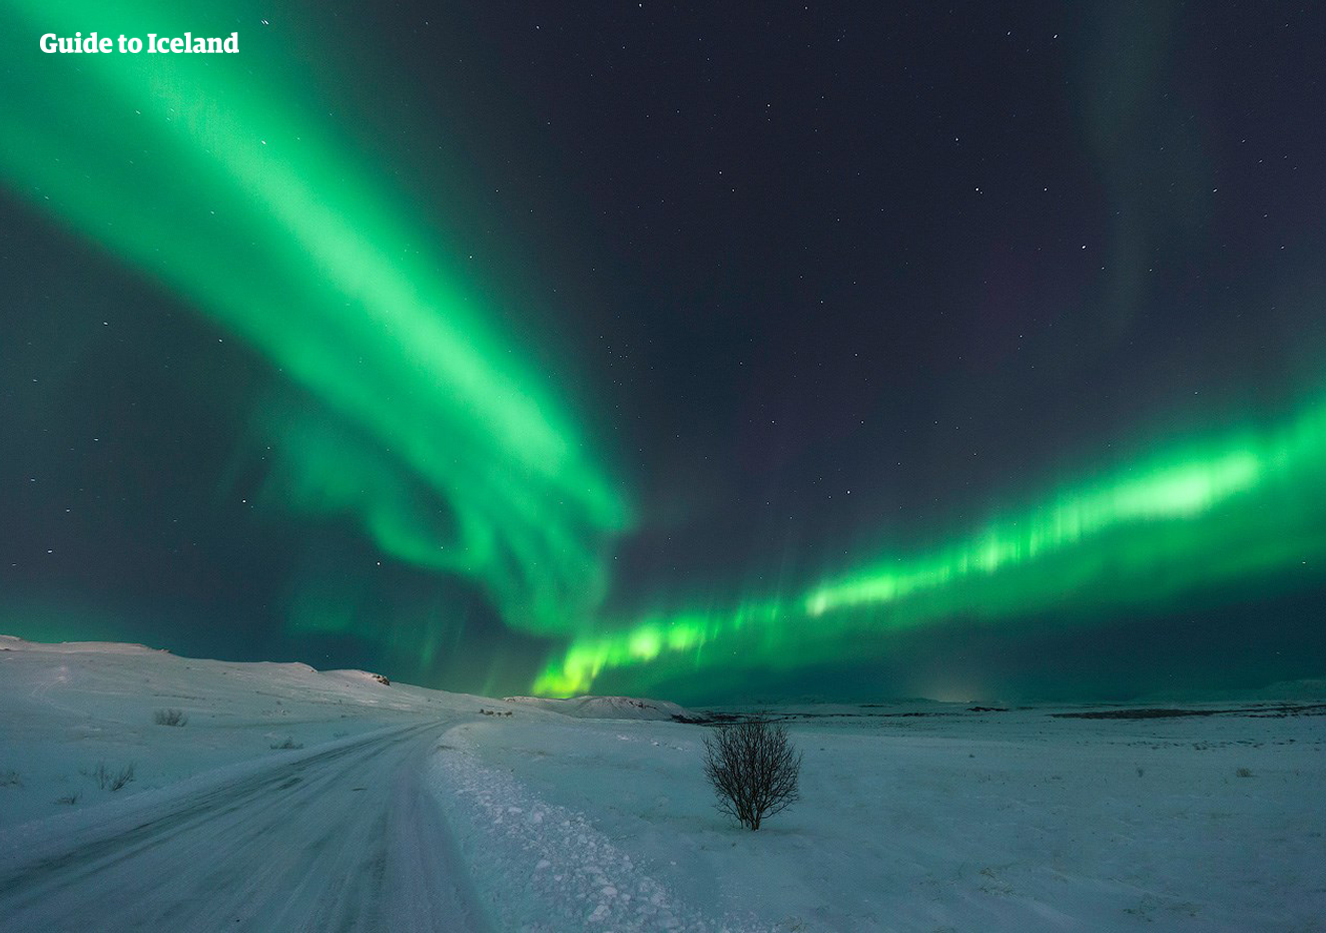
[537,389,1326,695]
[3,2,1326,701]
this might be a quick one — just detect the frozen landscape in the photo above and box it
[1,635,1324,932]
[7,4,1326,931]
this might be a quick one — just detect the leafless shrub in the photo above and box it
[153,708,188,726]
[0,770,21,787]
[110,762,136,791]
[85,762,136,791]
[1236,767,1254,778]
[702,718,803,830]
[270,737,304,750]
[55,791,81,805]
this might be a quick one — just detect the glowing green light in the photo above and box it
[0,0,630,633]
[538,393,1326,695]
[805,446,1266,617]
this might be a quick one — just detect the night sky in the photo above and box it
[3,1,1326,702]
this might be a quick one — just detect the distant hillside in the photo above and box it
[502,694,697,721]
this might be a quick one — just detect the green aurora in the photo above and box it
[536,391,1326,695]
[0,0,630,635]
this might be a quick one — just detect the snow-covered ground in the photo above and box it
[436,702,1326,932]
[2,636,1324,931]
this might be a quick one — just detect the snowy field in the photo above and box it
[2,636,1324,932]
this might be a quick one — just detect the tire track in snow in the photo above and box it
[0,721,492,932]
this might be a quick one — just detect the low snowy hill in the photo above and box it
[0,635,477,829]
[502,694,697,721]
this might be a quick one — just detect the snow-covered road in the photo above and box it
[0,721,490,933]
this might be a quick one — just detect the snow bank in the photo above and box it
[429,723,769,931]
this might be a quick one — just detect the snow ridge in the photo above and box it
[429,726,768,933]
